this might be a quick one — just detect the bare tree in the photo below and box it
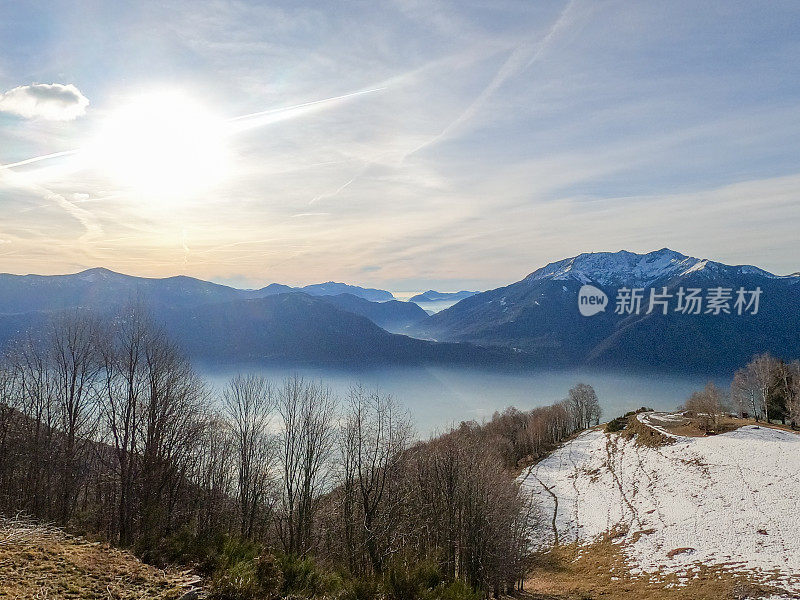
[196,412,237,533]
[732,366,761,420]
[48,310,103,524]
[137,329,208,548]
[100,305,151,544]
[401,427,537,596]
[749,353,778,423]
[5,334,58,517]
[222,373,276,538]
[0,311,253,552]
[566,383,601,431]
[686,382,723,432]
[0,358,21,506]
[773,360,799,426]
[787,360,800,428]
[340,385,411,574]
[277,375,337,555]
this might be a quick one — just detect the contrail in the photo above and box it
[0,149,79,170]
[403,0,578,159]
[229,87,386,123]
[0,86,386,170]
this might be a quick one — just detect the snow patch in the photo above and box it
[523,248,783,287]
[519,425,800,592]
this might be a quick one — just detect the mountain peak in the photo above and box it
[419,248,798,372]
[76,267,125,281]
[526,248,696,286]
[525,248,783,287]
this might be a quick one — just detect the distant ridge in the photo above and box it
[0,292,515,368]
[409,290,478,303]
[0,267,396,315]
[413,248,800,372]
[0,268,470,367]
[2,250,797,372]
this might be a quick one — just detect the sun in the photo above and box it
[92,91,230,197]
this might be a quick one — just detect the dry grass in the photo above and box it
[646,414,798,439]
[522,533,791,600]
[518,415,800,599]
[0,515,198,600]
[620,415,675,448]
[612,411,799,445]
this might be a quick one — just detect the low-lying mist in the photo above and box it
[199,364,723,437]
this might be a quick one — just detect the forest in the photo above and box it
[0,307,600,599]
[679,353,800,434]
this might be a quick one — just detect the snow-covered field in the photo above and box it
[519,417,800,593]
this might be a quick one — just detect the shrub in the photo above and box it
[435,580,482,600]
[209,552,287,600]
[605,416,627,433]
[276,552,341,597]
[384,561,480,600]
[220,537,262,570]
[148,529,226,574]
[340,577,381,600]
[254,553,283,597]
[209,559,259,600]
[148,529,262,577]
[384,563,423,600]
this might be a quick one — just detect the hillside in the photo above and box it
[519,414,800,597]
[158,293,513,366]
[0,292,510,368]
[320,292,428,332]
[414,248,800,372]
[0,516,197,599]
[0,268,395,315]
[2,249,798,372]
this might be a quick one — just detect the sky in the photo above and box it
[1,0,799,293]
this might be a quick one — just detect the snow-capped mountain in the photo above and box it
[414,248,800,372]
[525,248,781,287]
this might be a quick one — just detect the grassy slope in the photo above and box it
[0,517,198,600]
[523,534,787,600]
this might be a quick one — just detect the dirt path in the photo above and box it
[604,434,643,530]
[524,462,560,547]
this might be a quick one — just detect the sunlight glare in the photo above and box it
[93,92,230,197]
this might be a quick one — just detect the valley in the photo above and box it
[0,248,797,373]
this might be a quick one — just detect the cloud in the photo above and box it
[404,0,581,158]
[0,83,89,120]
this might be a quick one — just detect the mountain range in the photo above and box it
[0,268,496,367]
[0,268,396,315]
[413,248,800,372]
[0,248,797,372]
[157,293,509,367]
[409,290,478,303]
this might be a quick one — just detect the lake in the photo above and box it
[199,364,723,437]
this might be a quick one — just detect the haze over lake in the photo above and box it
[199,365,719,437]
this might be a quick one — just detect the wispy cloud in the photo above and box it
[0,1,799,289]
[0,171,103,243]
[406,0,582,157]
